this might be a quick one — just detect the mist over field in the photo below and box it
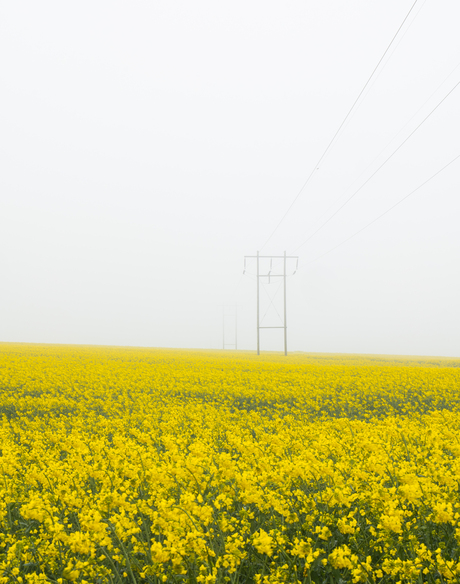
[1,0,459,356]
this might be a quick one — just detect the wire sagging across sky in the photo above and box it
[259,0,422,251]
[290,77,460,254]
[299,152,460,269]
[303,57,460,241]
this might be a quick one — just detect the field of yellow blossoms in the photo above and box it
[1,343,460,584]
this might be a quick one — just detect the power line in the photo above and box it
[307,57,460,234]
[291,77,460,254]
[300,152,460,268]
[260,0,421,251]
[329,0,428,142]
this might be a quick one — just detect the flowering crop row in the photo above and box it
[0,343,460,583]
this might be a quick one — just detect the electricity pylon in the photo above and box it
[244,251,298,356]
[222,304,238,350]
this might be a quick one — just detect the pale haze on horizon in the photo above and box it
[1,1,459,357]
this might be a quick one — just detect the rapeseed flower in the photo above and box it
[0,343,460,582]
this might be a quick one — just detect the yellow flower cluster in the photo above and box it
[0,343,460,583]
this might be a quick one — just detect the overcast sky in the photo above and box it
[1,0,459,356]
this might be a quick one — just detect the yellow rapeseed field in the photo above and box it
[1,343,460,584]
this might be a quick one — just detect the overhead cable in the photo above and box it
[291,77,460,254]
[306,58,460,235]
[299,152,460,268]
[259,0,421,251]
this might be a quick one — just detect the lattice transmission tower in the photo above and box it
[222,304,238,350]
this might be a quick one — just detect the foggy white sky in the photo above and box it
[1,1,459,356]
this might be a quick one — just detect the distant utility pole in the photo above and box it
[222,304,238,350]
[244,251,298,356]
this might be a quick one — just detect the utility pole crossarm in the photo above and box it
[244,255,298,259]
